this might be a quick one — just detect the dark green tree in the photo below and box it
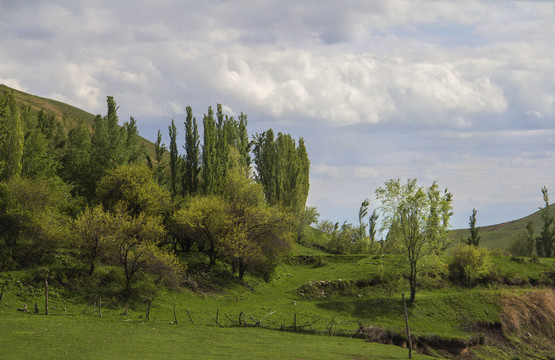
[538,186,554,257]
[168,120,179,198]
[466,208,480,246]
[183,106,200,195]
[202,106,218,194]
[87,96,126,200]
[0,91,24,181]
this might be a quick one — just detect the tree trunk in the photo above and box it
[45,280,49,315]
[238,262,246,280]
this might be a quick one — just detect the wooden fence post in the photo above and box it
[402,293,412,359]
[45,280,49,315]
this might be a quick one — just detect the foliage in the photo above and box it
[507,220,537,257]
[177,195,230,267]
[252,130,310,214]
[74,205,115,275]
[0,177,71,250]
[467,208,480,246]
[222,170,293,278]
[448,244,492,287]
[96,164,171,217]
[182,106,200,196]
[0,90,24,180]
[168,119,179,198]
[538,186,554,257]
[376,178,453,302]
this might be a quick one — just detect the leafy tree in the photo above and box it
[508,220,537,257]
[252,129,277,203]
[21,124,60,180]
[178,195,230,267]
[328,221,356,254]
[0,177,71,251]
[60,120,91,196]
[252,130,310,214]
[466,208,480,246]
[0,91,24,180]
[376,178,452,302]
[150,130,167,186]
[317,219,336,235]
[74,205,115,275]
[123,116,144,164]
[183,106,200,195]
[87,97,126,200]
[96,164,171,217]
[357,198,370,242]
[296,206,320,243]
[368,209,379,248]
[221,170,292,278]
[108,206,171,295]
[448,244,491,287]
[538,186,554,257]
[202,106,218,194]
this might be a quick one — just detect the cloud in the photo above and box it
[2,0,555,229]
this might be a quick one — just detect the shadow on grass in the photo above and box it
[315,296,404,319]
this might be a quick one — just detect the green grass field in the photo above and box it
[0,310,437,360]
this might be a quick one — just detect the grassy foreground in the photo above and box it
[0,310,435,360]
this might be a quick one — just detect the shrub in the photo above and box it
[448,244,492,287]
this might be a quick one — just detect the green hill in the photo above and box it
[450,204,555,250]
[0,84,157,159]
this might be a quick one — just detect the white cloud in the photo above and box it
[2,0,555,229]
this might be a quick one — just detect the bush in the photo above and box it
[448,244,492,287]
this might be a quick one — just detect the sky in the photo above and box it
[1,0,555,230]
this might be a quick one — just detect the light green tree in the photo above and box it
[376,178,452,302]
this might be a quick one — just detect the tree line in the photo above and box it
[0,90,310,301]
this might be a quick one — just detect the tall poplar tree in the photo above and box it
[87,96,126,200]
[202,106,218,194]
[183,106,200,196]
[168,119,179,198]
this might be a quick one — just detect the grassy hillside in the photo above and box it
[0,84,157,160]
[450,204,555,250]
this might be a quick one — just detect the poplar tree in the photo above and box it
[168,119,178,198]
[253,130,310,214]
[538,186,554,257]
[202,106,218,194]
[152,130,167,186]
[87,96,126,200]
[467,208,480,246]
[183,106,200,195]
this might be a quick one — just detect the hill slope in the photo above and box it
[0,84,157,159]
[450,204,555,249]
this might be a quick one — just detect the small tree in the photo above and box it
[74,205,115,275]
[538,186,554,257]
[376,178,452,302]
[467,208,480,246]
[178,195,230,267]
[448,244,491,287]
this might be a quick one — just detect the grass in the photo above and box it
[1,250,554,359]
[0,309,436,360]
[450,204,555,250]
